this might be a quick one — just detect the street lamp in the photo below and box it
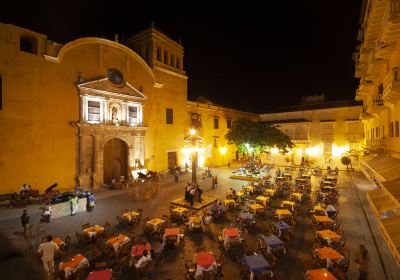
[184,129,204,185]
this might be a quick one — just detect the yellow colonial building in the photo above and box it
[353,0,400,265]
[260,95,364,168]
[0,23,256,194]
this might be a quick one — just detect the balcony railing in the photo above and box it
[346,133,365,142]
[390,0,400,23]
[383,67,400,104]
[374,40,396,59]
[366,139,388,149]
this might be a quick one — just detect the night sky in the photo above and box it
[2,0,362,113]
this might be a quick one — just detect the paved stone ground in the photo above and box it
[0,165,398,279]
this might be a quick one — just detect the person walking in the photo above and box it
[174,167,179,183]
[87,192,96,212]
[40,203,52,223]
[37,235,59,277]
[21,209,30,238]
[69,195,79,216]
[355,244,369,280]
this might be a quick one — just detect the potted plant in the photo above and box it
[341,156,352,172]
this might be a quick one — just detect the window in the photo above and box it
[20,36,37,54]
[213,138,218,148]
[156,47,162,61]
[176,57,181,69]
[390,122,394,137]
[164,50,169,65]
[128,106,138,125]
[0,74,2,110]
[396,121,399,137]
[323,143,332,155]
[107,68,123,85]
[166,108,173,124]
[382,126,385,138]
[214,118,219,129]
[170,54,175,67]
[88,100,101,122]
[227,119,232,129]
[376,127,378,138]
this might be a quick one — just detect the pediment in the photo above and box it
[78,78,147,100]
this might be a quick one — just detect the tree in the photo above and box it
[225,119,294,157]
[341,156,352,171]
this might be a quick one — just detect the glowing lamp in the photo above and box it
[189,129,196,135]
[219,147,227,154]
[271,147,279,154]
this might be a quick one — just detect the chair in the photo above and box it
[64,235,71,250]
[202,267,219,279]
[195,246,206,253]
[81,223,91,230]
[184,261,196,280]
[74,263,89,280]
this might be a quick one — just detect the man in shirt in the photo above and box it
[135,250,151,268]
[37,235,59,276]
[69,195,78,216]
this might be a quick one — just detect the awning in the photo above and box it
[367,189,398,214]
[382,179,400,205]
[380,216,400,263]
[361,155,400,182]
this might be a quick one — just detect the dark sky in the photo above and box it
[2,0,362,113]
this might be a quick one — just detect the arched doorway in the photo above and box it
[103,138,128,184]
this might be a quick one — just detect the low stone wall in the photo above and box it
[52,198,87,219]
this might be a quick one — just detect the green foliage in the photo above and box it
[225,119,294,155]
[341,156,351,166]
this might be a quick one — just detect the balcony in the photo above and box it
[360,108,374,120]
[374,40,396,59]
[321,133,334,142]
[291,134,310,144]
[366,139,388,150]
[365,51,385,80]
[390,0,400,24]
[368,94,387,115]
[383,67,400,104]
[346,133,365,142]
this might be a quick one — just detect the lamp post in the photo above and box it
[185,129,203,186]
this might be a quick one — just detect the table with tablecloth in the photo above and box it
[106,234,131,252]
[275,209,292,220]
[146,218,165,231]
[131,243,151,257]
[163,227,180,245]
[172,207,188,216]
[281,200,296,211]
[261,235,286,254]
[87,269,112,280]
[242,254,272,280]
[256,196,269,207]
[316,230,341,245]
[249,204,264,214]
[264,189,276,197]
[122,211,140,222]
[83,225,104,238]
[52,238,65,248]
[194,251,217,277]
[314,247,344,268]
[59,254,89,278]
[223,228,241,247]
[306,268,337,280]
[273,221,291,237]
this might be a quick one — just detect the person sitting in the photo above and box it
[40,204,52,223]
[135,250,152,268]
[326,204,337,218]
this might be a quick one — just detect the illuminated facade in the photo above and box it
[354,0,400,266]
[260,96,364,168]
[0,23,256,193]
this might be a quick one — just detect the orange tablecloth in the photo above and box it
[306,268,337,280]
[276,209,292,216]
[317,230,341,242]
[265,189,276,196]
[165,227,180,236]
[224,228,239,238]
[249,204,264,211]
[131,243,151,257]
[60,254,85,270]
[195,252,216,269]
[314,205,326,212]
[106,234,128,246]
[315,247,343,261]
[314,216,333,223]
[53,238,64,247]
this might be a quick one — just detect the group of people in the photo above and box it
[184,183,203,205]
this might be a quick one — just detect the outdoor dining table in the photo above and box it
[122,211,140,222]
[315,247,343,262]
[53,237,65,248]
[244,186,254,193]
[313,205,326,215]
[224,199,236,208]
[291,192,303,201]
[83,225,104,238]
[275,209,292,219]
[239,212,254,221]
[87,269,112,280]
[242,254,271,279]
[172,207,188,216]
[194,251,217,277]
[316,230,341,244]
[106,234,131,252]
[146,218,166,231]
[264,189,276,196]
[249,203,264,214]
[131,243,151,257]
[314,215,334,223]
[261,235,286,254]
[281,200,296,211]
[256,196,269,207]
[306,268,337,280]
[273,221,291,237]
[59,254,89,278]
[164,227,181,244]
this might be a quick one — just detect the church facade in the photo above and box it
[0,23,257,193]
